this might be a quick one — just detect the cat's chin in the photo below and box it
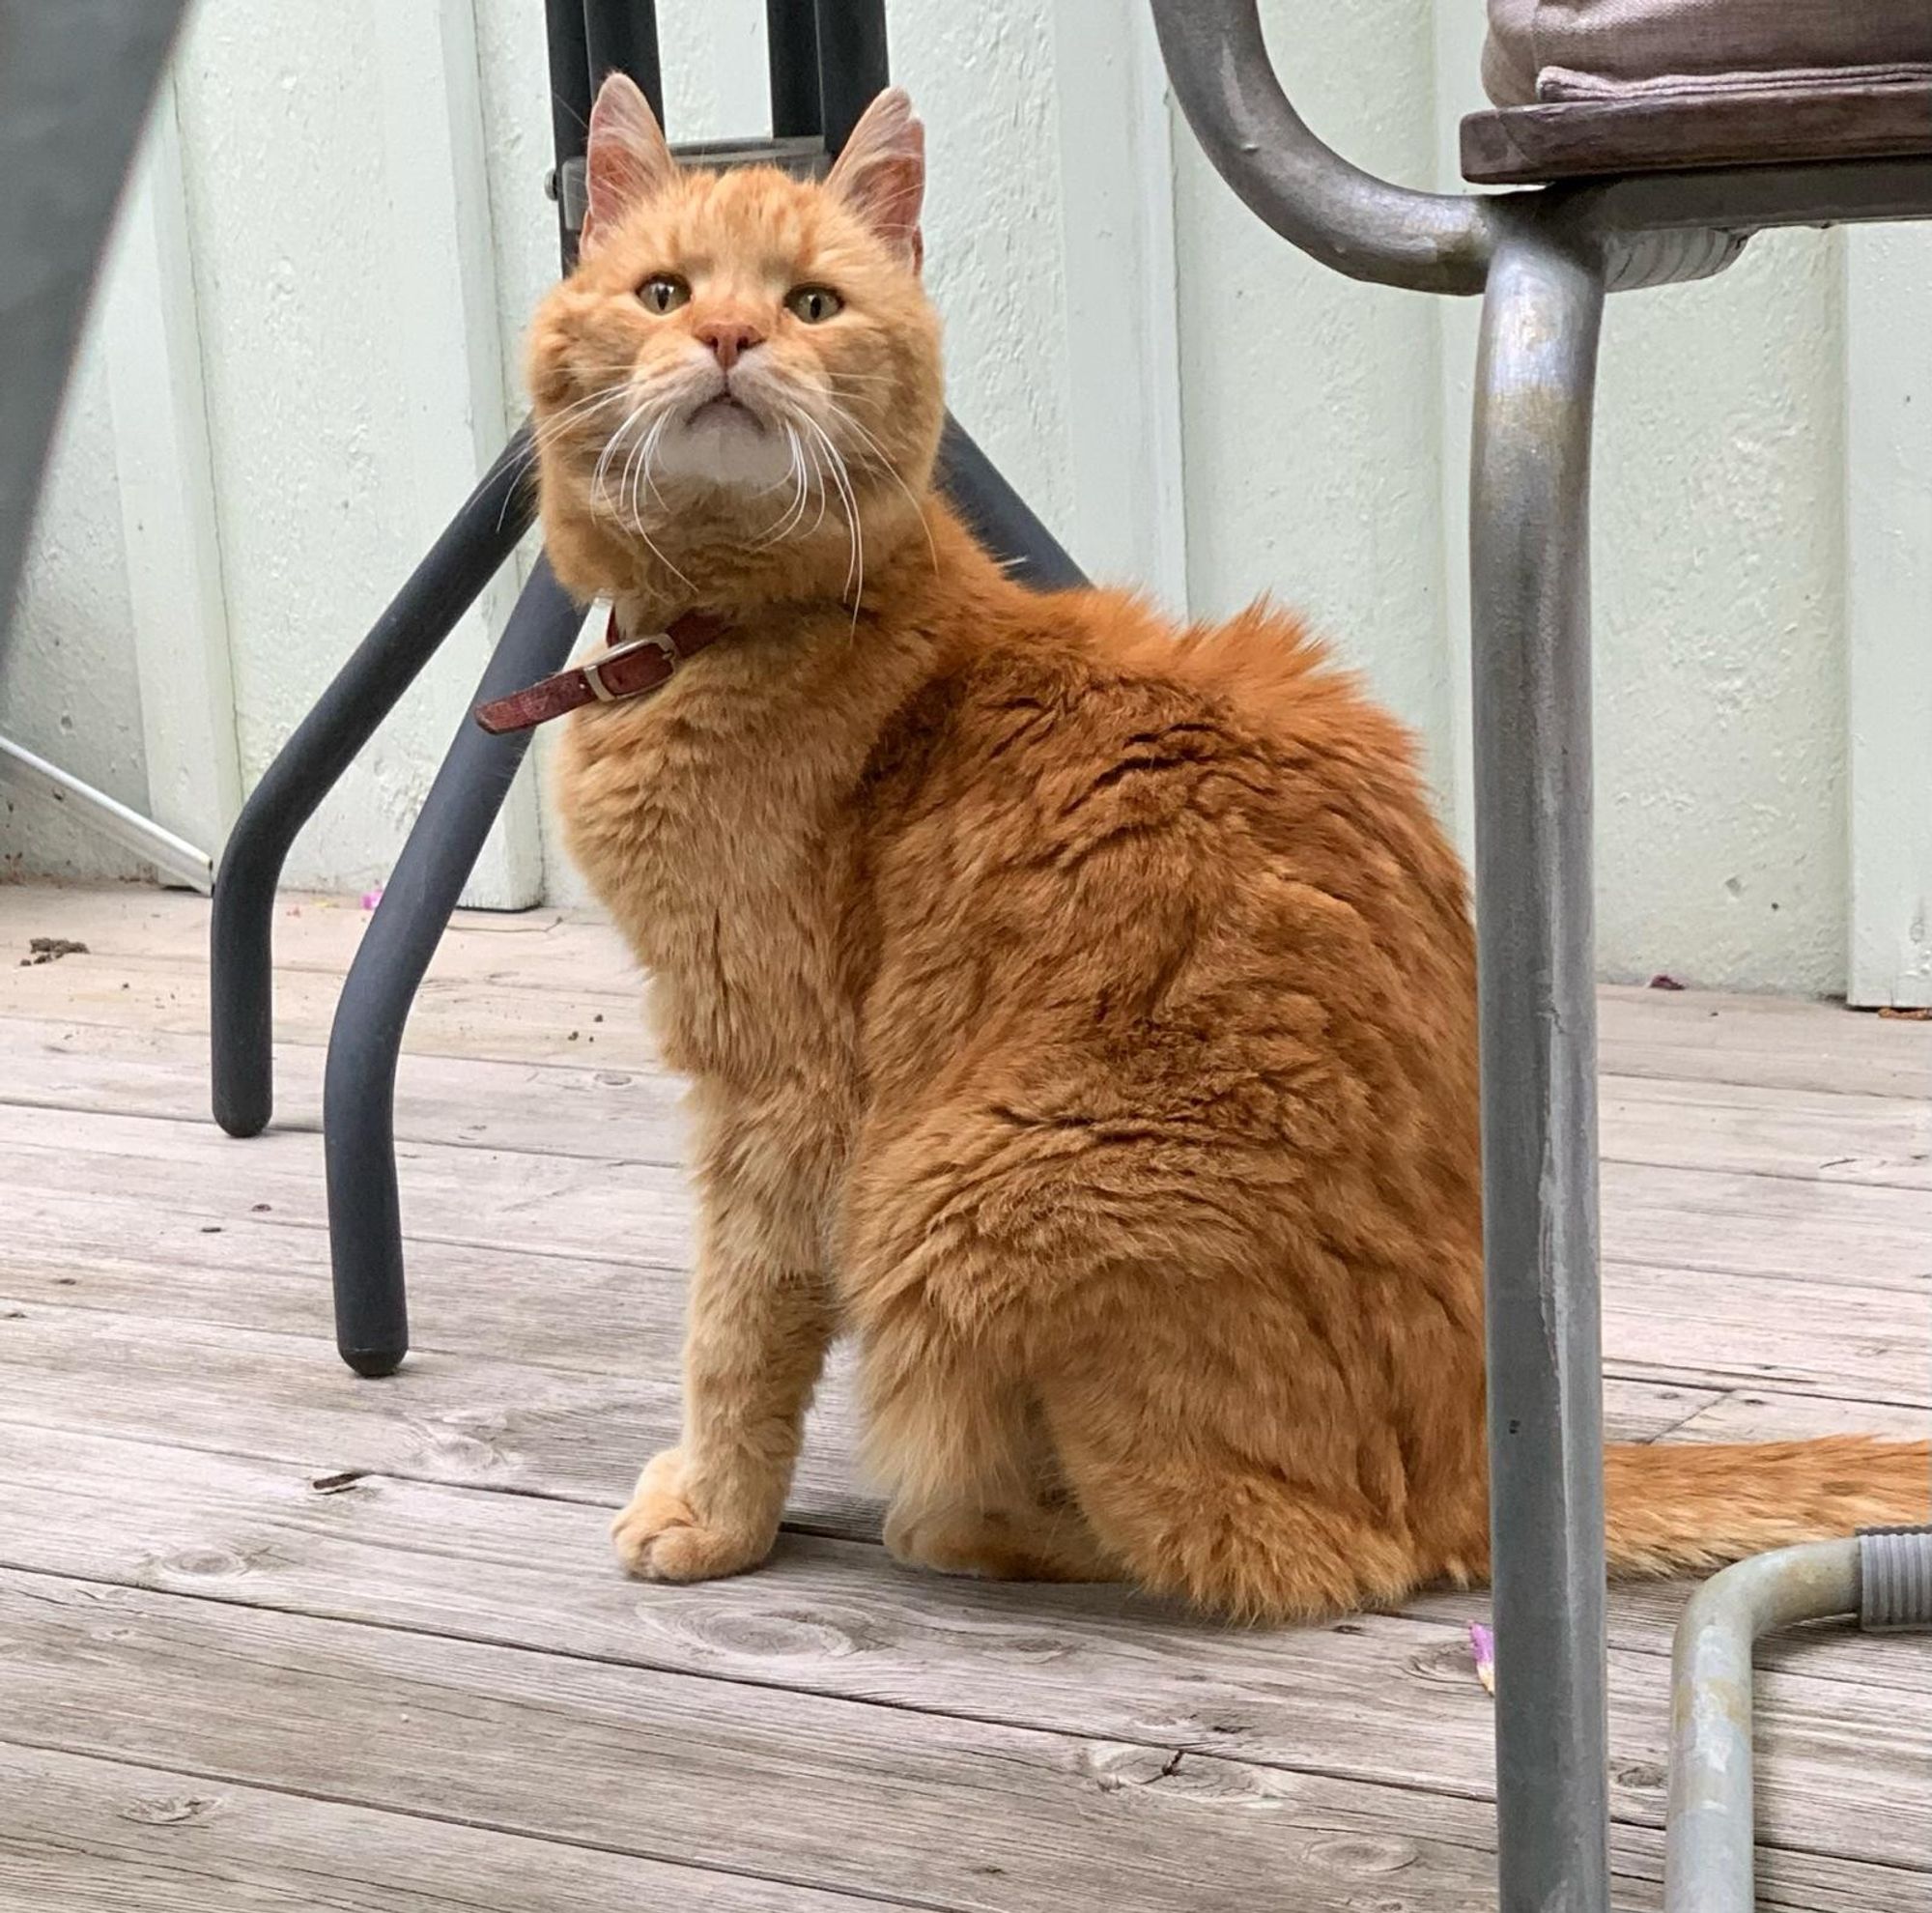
[651,403,795,496]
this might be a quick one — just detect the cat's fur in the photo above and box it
[530,76,1928,1622]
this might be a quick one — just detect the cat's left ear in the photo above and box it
[824,88,925,272]
[580,71,676,254]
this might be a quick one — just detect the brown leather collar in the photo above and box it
[473,608,728,734]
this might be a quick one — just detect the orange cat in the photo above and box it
[529,76,1927,1622]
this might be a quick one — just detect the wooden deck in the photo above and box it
[0,880,1925,1912]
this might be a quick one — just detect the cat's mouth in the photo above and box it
[687,392,763,430]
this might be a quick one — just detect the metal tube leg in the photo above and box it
[1469,216,1610,1913]
[323,555,582,1378]
[766,0,824,137]
[937,415,1087,591]
[210,433,534,1137]
[813,0,892,154]
[1664,1540,1861,1913]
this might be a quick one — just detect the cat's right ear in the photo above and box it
[579,72,675,254]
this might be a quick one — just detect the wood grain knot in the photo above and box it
[120,1792,223,1827]
[1304,1832,1419,1876]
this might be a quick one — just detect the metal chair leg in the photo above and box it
[1469,213,1611,1913]
[938,415,1087,590]
[209,431,534,1137]
[323,554,582,1377]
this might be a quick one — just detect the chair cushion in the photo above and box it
[1484,0,1932,108]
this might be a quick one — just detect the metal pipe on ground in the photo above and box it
[1665,1527,1932,1913]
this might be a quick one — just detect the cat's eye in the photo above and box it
[785,285,843,325]
[639,275,690,315]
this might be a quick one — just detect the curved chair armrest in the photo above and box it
[1150,0,1500,295]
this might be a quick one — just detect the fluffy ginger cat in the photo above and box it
[527,75,1928,1623]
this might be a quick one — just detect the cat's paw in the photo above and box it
[610,1449,773,1583]
[885,1499,1114,1584]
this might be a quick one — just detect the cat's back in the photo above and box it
[873,583,1471,967]
[856,585,1477,1181]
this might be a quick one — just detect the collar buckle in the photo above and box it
[582,632,677,700]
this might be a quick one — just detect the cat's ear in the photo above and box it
[580,71,675,253]
[824,88,925,272]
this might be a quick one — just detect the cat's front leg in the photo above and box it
[612,1130,837,1583]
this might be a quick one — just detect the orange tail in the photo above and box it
[1604,1437,1930,1577]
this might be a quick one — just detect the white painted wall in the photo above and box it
[1,303,148,883]
[4,0,1925,997]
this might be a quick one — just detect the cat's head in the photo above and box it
[527,76,944,601]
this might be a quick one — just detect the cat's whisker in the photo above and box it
[791,421,834,548]
[625,411,695,592]
[628,399,685,523]
[757,407,823,551]
[640,409,682,516]
[799,414,864,627]
[534,387,636,471]
[594,390,658,500]
[499,385,633,528]
[753,424,813,549]
[625,412,665,530]
[821,399,939,575]
[593,409,652,553]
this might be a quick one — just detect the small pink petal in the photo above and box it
[359,887,384,911]
[1469,1620,1496,1696]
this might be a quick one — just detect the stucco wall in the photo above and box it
[1590,232,1848,993]
[0,311,147,882]
[1172,0,1450,767]
[3,0,1917,994]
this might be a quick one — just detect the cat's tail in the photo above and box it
[1602,1437,1930,1576]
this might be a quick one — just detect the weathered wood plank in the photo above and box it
[5,1179,1918,1412]
[0,1741,894,1913]
[0,1740,1909,1913]
[12,1013,1932,1199]
[3,1105,1927,1338]
[1671,1386,1931,1448]
[1599,985,1932,1101]
[0,1011,691,1161]
[1600,1262,1927,1408]
[0,1570,1512,1912]
[0,1104,700,1271]
[0,1302,858,1530]
[8,883,1931,1098]
[0,883,636,990]
[0,1302,1747,1537]
[4,1422,1924,1823]
[0,954,654,1069]
[1597,1159,1932,1295]
[0,1187,688,1370]
[5,1566,1924,1896]
[1601,1074,1932,1190]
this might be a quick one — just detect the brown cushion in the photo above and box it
[1484,0,1932,107]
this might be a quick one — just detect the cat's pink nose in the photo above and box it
[696,318,764,370]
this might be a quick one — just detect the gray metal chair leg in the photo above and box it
[1469,214,1611,1913]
